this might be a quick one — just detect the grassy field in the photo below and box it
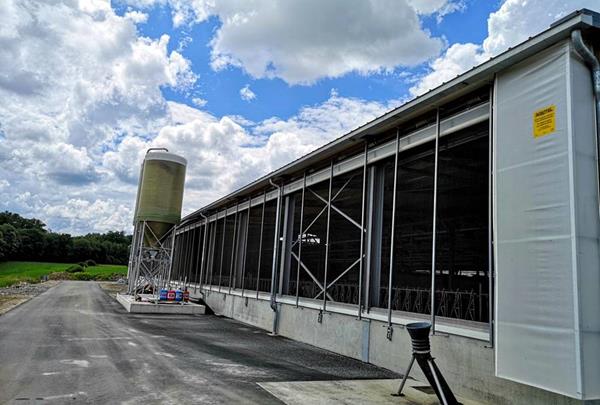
[0,261,127,288]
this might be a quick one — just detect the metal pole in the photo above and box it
[296,172,306,307]
[193,225,203,292]
[179,229,186,288]
[256,191,266,299]
[358,141,368,319]
[269,180,283,335]
[178,230,186,286]
[185,229,193,288]
[166,227,176,290]
[241,199,251,296]
[208,220,217,287]
[387,130,400,335]
[218,212,227,292]
[488,84,494,343]
[394,355,416,396]
[199,215,209,292]
[270,181,282,303]
[208,220,216,286]
[323,161,334,313]
[430,108,441,334]
[229,204,239,294]
[171,232,179,287]
[187,227,197,290]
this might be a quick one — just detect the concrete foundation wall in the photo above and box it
[201,288,600,405]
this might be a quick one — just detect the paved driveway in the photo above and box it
[0,281,396,404]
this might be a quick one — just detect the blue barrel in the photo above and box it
[159,289,168,301]
[175,289,183,302]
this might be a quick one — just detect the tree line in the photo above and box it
[0,211,131,264]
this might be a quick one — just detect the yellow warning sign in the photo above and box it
[533,105,556,138]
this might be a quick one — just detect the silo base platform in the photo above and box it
[116,293,206,315]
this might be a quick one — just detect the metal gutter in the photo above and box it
[181,9,600,225]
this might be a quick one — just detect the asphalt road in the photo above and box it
[0,281,396,404]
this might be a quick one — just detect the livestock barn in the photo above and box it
[169,9,600,404]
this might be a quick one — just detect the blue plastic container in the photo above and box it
[175,289,183,302]
[159,289,168,301]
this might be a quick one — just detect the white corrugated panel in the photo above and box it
[494,39,600,399]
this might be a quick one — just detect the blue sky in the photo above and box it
[111,1,499,123]
[0,0,597,234]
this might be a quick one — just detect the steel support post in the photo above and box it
[270,180,283,334]
[198,216,209,292]
[170,233,178,287]
[364,167,378,314]
[229,205,239,294]
[358,141,368,319]
[218,213,227,292]
[278,197,290,295]
[178,230,186,285]
[295,172,306,307]
[207,222,214,287]
[322,161,334,313]
[193,225,203,292]
[241,200,251,296]
[184,229,192,286]
[208,221,217,287]
[179,229,186,287]
[387,130,400,338]
[256,192,266,299]
[488,84,495,344]
[187,228,197,289]
[270,183,283,301]
[166,228,176,290]
[134,221,145,295]
[430,108,441,334]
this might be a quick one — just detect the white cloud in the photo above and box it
[131,0,446,85]
[410,42,487,96]
[0,0,197,234]
[124,10,148,24]
[239,84,256,101]
[106,93,397,218]
[192,97,208,107]
[410,0,600,96]
[207,0,445,84]
[0,0,395,236]
[407,0,463,17]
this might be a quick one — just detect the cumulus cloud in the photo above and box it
[192,97,208,107]
[106,92,397,217]
[207,0,445,84]
[124,10,149,24]
[0,0,197,234]
[410,0,600,96]
[126,0,455,85]
[410,42,487,96]
[5,0,594,236]
[239,85,256,101]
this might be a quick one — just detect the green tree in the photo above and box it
[0,224,19,260]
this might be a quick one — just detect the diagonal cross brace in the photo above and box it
[291,251,335,301]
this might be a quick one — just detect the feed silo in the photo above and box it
[134,149,187,246]
[128,148,187,296]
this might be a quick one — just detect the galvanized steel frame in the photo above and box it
[174,98,495,338]
[430,108,441,334]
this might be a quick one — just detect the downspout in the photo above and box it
[572,30,600,215]
[269,178,283,335]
